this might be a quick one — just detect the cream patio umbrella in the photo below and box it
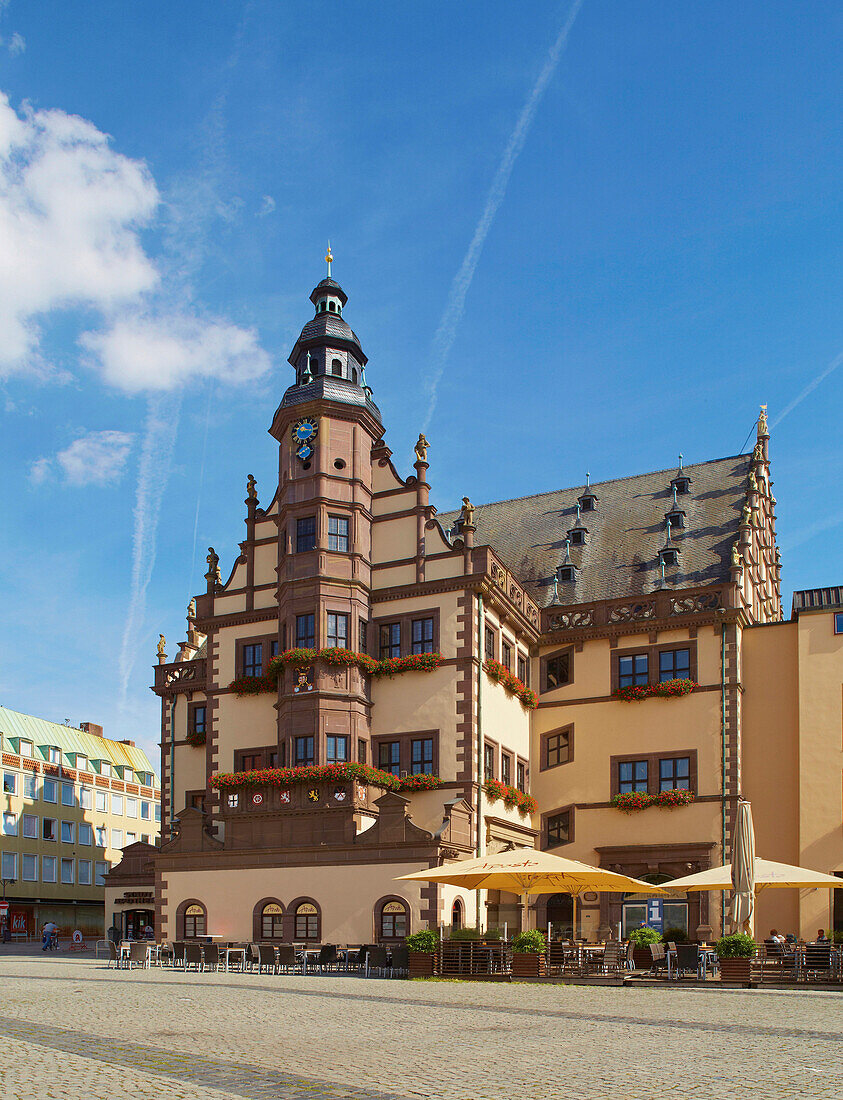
[397,848,665,938]
[729,798,756,934]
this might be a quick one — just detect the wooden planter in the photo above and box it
[718,957,752,983]
[408,952,435,978]
[511,952,546,978]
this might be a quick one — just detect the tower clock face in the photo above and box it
[292,418,318,463]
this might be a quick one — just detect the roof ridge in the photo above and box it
[442,452,752,513]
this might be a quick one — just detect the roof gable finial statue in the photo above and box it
[414,434,429,463]
[156,634,167,664]
[758,404,768,437]
[247,473,258,501]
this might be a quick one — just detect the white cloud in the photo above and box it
[80,312,271,393]
[30,429,135,487]
[257,194,275,217]
[6,32,24,56]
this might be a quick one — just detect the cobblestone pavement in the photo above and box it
[0,956,840,1099]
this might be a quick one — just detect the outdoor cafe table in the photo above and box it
[223,946,247,972]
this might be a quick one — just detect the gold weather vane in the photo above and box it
[325,241,333,278]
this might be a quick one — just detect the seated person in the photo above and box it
[815,928,829,943]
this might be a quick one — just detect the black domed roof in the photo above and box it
[287,311,367,366]
[309,278,348,307]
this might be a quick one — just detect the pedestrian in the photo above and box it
[41,921,57,951]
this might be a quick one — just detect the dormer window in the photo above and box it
[672,476,691,495]
[47,746,61,765]
[666,509,685,530]
[578,494,596,512]
[18,740,32,758]
[569,528,586,546]
[557,564,576,582]
[660,548,679,567]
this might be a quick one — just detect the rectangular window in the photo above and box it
[547,811,571,847]
[126,798,138,818]
[43,779,57,803]
[95,791,108,813]
[411,738,434,775]
[379,622,401,660]
[359,620,367,653]
[61,783,75,807]
[501,753,512,786]
[126,831,136,845]
[484,742,496,780]
[111,795,124,816]
[42,818,57,842]
[501,641,512,670]
[140,801,151,820]
[2,812,17,836]
[835,612,843,635]
[23,774,37,799]
[618,653,649,687]
[79,823,93,846]
[378,741,401,777]
[243,643,263,678]
[544,652,571,692]
[1,851,16,879]
[79,786,92,810]
[74,754,87,771]
[411,618,434,655]
[61,821,74,843]
[18,740,32,758]
[619,760,648,794]
[484,626,495,661]
[99,761,112,778]
[358,738,367,764]
[95,826,107,847]
[155,804,161,822]
[111,829,123,849]
[191,706,206,736]
[517,654,528,685]
[326,612,349,649]
[659,756,691,791]
[22,853,37,881]
[294,736,315,767]
[544,729,570,769]
[60,858,74,884]
[239,753,262,772]
[517,761,526,793]
[48,747,61,764]
[22,814,37,839]
[78,859,92,885]
[326,735,349,764]
[42,856,57,883]
[296,515,317,553]
[659,648,691,682]
[95,861,108,886]
[122,768,134,784]
[270,640,279,658]
[3,772,16,795]
[328,515,349,552]
[296,613,316,649]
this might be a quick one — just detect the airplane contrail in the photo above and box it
[423,0,585,430]
[118,393,182,706]
[770,349,843,429]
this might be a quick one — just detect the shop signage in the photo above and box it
[646,899,663,932]
[11,913,26,933]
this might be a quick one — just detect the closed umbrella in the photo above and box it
[397,848,664,938]
[729,798,755,933]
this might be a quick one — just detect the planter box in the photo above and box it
[408,952,435,978]
[511,953,546,978]
[718,957,752,983]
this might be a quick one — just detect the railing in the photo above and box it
[153,658,207,693]
[473,547,540,628]
[544,586,730,634]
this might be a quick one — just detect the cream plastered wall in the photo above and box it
[741,620,800,936]
[796,611,843,936]
[173,740,208,804]
[479,674,532,830]
[402,788,458,834]
[371,564,416,589]
[163,862,430,942]
[372,513,417,566]
[214,693,278,775]
[372,489,415,516]
[372,666,459,775]
[439,883,478,931]
[253,543,277,588]
[423,554,464,582]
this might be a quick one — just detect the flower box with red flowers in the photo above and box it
[613,679,699,702]
[483,778,536,816]
[483,660,537,710]
[229,648,442,695]
[612,789,695,813]
[209,762,444,795]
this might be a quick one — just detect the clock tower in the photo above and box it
[268,265,383,771]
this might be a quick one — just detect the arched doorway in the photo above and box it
[547,893,573,940]
[451,898,463,932]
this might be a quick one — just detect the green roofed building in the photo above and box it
[0,705,161,941]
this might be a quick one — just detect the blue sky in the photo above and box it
[1,1,841,763]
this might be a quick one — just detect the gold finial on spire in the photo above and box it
[325,241,333,278]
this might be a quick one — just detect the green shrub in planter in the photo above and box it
[714,932,755,959]
[449,926,482,941]
[512,929,546,954]
[627,926,662,947]
[483,926,502,942]
[405,929,439,952]
[662,926,688,944]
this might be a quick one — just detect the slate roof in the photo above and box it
[277,375,382,423]
[438,454,753,607]
[288,312,367,365]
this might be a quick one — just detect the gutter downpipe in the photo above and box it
[720,618,727,936]
[169,696,177,840]
[476,591,485,932]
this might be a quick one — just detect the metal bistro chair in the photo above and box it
[257,945,277,975]
[365,946,389,978]
[247,943,261,972]
[803,943,833,983]
[348,944,371,973]
[172,941,186,969]
[202,943,220,972]
[600,941,624,976]
[184,943,203,971]
[276,944,298,974]
[107,940,121,969]
[390,947,409,978]
[674,943,701,980]
[649,943,670,978]
[317,944,339,973]
[127,941,150,970]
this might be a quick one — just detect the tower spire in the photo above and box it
[325,241,333,279]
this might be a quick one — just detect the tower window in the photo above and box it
[328,515,349,552]
[660,548,679,567]
[557,565,576,582]
[328,301,336,312]
[672,476,691,495]
[569,528,586,545]
[331,359,342,376]
[296,516,317,553]
[351,368,358,384]
[666,510,685,530]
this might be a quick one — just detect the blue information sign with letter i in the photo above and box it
[647,899,663,931]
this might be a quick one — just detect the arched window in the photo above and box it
[183,902,206,938]
[351,367,358,384]
[261,902,284,939]
[328,300,336,311]
[451,899,463,931]
[331,358,342,376]
[379,900,408,940]
[294,901,319,940]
